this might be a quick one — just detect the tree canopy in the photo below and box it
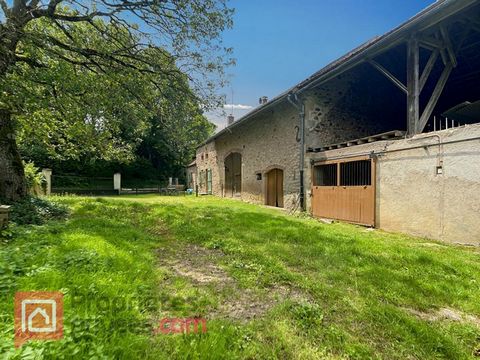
[0,0,233,200]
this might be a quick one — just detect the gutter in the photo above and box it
[198,0,475,150]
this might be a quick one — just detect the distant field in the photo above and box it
[1,195,479,359]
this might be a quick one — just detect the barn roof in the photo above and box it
[198,0,478,148]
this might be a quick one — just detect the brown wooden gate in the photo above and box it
[266,168,284,208]
[311,157,375,226]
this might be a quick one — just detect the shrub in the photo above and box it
[7,196,69,225]
[23,161,46,195]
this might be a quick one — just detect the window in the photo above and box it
[314,164,337,186]
[313,159,372,187]
[205,153,209,160]
[340,160,371,186]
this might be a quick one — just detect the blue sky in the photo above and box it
[209,0,435,129]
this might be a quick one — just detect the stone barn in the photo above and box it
[195,0,480,245]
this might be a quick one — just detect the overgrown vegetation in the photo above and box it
[1,195,479,359]
[3,196,69,226]
[23,161,45,195]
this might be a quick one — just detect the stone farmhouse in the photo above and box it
[192,0,480,245]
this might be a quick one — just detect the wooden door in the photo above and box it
[224,153,241,197]
[266,169,284,208]
[311,157,375,226]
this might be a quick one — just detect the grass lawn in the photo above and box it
[1,195,479,359]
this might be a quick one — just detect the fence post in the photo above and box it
[42,169,52,196]
[114,173,121,194]
[195,184,199,197]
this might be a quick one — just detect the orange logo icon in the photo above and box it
[14,291,63,348]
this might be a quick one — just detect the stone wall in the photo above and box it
[306,123,480,245]
[304,63,406,151]
[196,141,220,194]
[195,100,301,209]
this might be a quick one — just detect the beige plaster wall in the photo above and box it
[306,123,480,245]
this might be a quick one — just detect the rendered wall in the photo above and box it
[306,124,480,245]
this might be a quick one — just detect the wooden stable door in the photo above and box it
[266,169,284,208]
[311,157,375,226]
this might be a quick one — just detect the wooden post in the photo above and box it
[195,184,199,197]
[407,37,420,136]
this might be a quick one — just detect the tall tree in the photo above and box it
[0,0,232,201]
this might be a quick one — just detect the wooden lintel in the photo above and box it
[419,49,439,93]
[417,62,453,133]
[368,60,407,94]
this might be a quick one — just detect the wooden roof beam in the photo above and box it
[440,25,458,67]
[368,59,407,94]
[419,49,439,92]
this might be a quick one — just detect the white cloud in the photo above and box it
[222,104,254,110]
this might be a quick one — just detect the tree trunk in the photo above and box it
[0,109,27,202]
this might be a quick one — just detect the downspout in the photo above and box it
[287,92,306,211]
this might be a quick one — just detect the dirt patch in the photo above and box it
[157,243,311,321]
[404,307,480,326]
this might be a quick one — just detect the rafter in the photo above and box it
[368,59,407,94]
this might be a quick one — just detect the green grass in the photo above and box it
[1,195,479,359]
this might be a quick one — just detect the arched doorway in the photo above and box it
[266,168,283,208]
[224,152,242,197]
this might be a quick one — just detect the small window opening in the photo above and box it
[314,164,337,186]
[340,160,371,186]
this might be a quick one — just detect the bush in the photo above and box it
[23,161,46,195]
[8,196,69,225]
